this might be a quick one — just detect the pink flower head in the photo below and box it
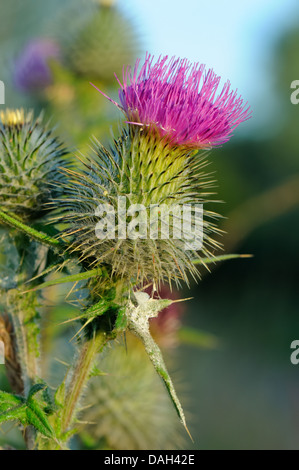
[93,53,251,148]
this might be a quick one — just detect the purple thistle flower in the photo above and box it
[13,39,60,93]
[93,53,251,149]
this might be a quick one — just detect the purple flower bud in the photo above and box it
[13,39,60,93]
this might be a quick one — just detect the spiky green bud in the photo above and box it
[0,109,68,221]
[58,127,220,287]
[65,4,138,82]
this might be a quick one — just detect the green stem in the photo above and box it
[2,230,44,449]
[0,209,61,249]
[6,289,40,450]
[7,290,40,395]
[61,331,108,434]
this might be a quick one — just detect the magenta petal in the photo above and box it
[96,53,252,149]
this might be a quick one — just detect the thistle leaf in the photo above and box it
[126,297,192,439]
[25,405,54,439]
[0,390,25,415]
[0,404,27,426]
[0,386,55,439]
[25,267,102,292]
[194,253,253,265]
[27,383,47,400]
[113,306,128,332]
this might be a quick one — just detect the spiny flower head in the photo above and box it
[0,109,68,220]
[59,55,251,287]
[96,53,251,148]
[65,1,138,82]
[58,128,220,288]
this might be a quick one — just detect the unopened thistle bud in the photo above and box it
[59,54,250,287]
[0,109,68,221]
[13,39,60,93]
[65,2,138,82]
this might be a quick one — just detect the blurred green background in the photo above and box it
[0,0,299,450]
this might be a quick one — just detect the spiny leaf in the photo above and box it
[27,383,47,400]
[26,400,54,439]
[28,262,64,283]
[126,298,192,440]
[0,390,25,415]
[130,322,192,440]
[0,386,55,439]
[26,384,55,439]
[84,299,110,318]
[0,391,26,426]
[193,253,253,265]
[24,267,102,292]
[0,404,27,426]
[113,306,128,332]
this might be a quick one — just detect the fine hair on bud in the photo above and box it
[57,127,221,288]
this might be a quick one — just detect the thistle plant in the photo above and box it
[65,0,139,82]
[61,55,250,286]
[0,109,69,448]
[11,1,140,153]
[80,285,187,450]
[53,54,250,439]
[81,333,185,450]
[0,54,250,450]
[0,109,67,220]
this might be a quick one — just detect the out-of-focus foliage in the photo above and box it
[0,0,141,152]
[81,334,185,450]
[183,22,299,449]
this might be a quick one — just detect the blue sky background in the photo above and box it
[121,0,299,137]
